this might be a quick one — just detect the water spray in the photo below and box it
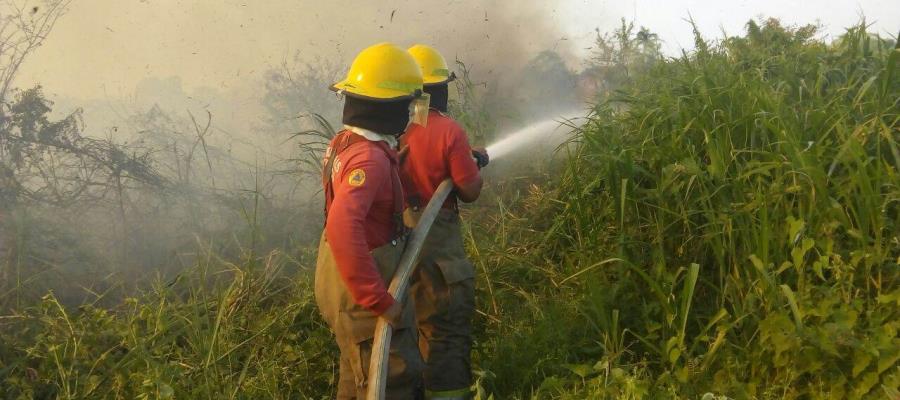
[485,110,583,161]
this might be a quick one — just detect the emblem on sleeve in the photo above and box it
[347,169,366,187]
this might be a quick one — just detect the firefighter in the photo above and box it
[401,44,488,400]
[315,42,431,399]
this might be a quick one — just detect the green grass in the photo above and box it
[1,19,898,399]
[467,19,899,399]
[1,247,336,399]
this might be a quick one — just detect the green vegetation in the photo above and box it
[471,20,899,398]
[1,19,897,399]
[1,253,334,399]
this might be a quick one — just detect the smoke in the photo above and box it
[17,1,588,177]
[292,2,586,138]
[2,1,591,305]
[374,1,578,85]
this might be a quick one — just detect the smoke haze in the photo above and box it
[3,0,897,301]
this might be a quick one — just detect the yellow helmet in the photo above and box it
[407,44,455,86]
[331,42,424,101]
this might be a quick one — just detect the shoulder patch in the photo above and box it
[347,169,366,187]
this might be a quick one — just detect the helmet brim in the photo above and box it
[422,71,456,86]
[330,81,418,102]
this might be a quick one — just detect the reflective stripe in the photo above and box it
[377,80,422,93]
[431,68,450,77]
[426,387,471,399]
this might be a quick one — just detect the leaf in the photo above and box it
[812,258,826,280]
[610,367,625,379]
[852,349,872,377]
[776,261,793,274]
[877,345,900,374]
[701,328,728,370]
[876,289,900,306]
[669,346,682,364]
[791,238,816,271]
[564,363,594,378]
[159,382,174,399]
[677,263,700,344]
[780,284,804,330]
[786,216,805,245]
[851,372,879,397]
[749,255,764,270]
[748,254,775,289]
[537,376,564,391]
[666,336,682,364]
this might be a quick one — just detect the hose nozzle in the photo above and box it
[472,149,489,169]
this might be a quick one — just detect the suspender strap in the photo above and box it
[323,131,364,223]
[388,159,406,238]
[322,131,407,239]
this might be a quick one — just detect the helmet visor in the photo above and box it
[410,92,430,127]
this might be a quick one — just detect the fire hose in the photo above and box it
[366,178,454,400]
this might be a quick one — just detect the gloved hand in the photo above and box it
[472,147,489,169]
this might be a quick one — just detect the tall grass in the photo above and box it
[470,20,898,398]
[1,191,333,399]
[1,244,335,399]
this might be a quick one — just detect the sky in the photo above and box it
[15,0,899,101]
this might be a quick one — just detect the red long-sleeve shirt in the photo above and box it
[400,110,481,209]
[323,131,401,315]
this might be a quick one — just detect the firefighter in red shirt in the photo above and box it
[401,45,489,400]
[315,42,431,399]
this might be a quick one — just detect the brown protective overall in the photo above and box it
[405,208,475,399]
[315,132,424,399]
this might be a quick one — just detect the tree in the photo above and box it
[0,2,167,290]
[0,0,70,107]
[0,0,70,280]
[0,87,166,289]
[259,55,345,182]
[261,56,342,138]
[1,87,164,206]
[581,19,663,99]
[518,50,578,116]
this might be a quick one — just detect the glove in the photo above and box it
[472,148,489,169]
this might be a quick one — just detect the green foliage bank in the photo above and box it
[472,20,899,399]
